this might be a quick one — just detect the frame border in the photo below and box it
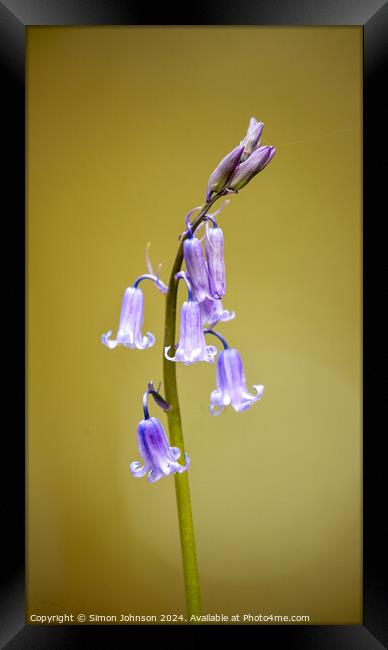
[1,1,386,647]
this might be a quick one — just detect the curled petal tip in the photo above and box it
[170,447,181,460]
[147,469,163,483]
[224,310,236,322]
[164,345,175,361]
[209,389,228,416]
[253,384,265,398]
[181,452,190,471]
[207,344,218,360]
[130,461,147,478]
[138,332,156,350]
[101,331,118,349]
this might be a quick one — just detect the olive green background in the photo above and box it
[27,27,362,624]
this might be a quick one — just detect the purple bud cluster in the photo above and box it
[206,117,275,201]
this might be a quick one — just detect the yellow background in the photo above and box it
[27,27,362,624]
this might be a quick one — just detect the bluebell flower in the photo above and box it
[165,273,217,364]
[183,204,229,303]
[101,272,167,350]
[130,383,190,483]
[183,231,212,303]
[205,217,226,300]
[204,330,264,414]
[200,297,235,328]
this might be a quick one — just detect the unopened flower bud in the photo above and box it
[226,146,276,191]
[239,117,264,162]
[206,145,244,201]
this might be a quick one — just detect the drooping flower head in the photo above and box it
[204,329,264,414]
[101,270,167,350]
[183,210,212,303]
[165,272,217,364]
[183,200,229,303]
[130,383,190,483]
[204,215,226,300]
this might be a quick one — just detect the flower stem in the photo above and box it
[162,194,220,620]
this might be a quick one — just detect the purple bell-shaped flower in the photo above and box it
[183,233,212,303]
[165,273,217,364]
[205,330,264,414]
[205,216,226,300]
[130,383,190,483]
[101,272,167,350]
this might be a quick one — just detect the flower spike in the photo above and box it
[130,383,189,483]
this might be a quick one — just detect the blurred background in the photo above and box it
[27,26,362,624]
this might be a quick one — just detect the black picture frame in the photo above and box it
[1,1,386,647]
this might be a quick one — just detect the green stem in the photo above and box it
[162,194,221,620]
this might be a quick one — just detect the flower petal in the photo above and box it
[227,146,275,191]
[129,461,147,477]
[147,468,163,483]
[219,309,235,323]
[183,237,212,302]
[210,389,230,415]
[136,331,155,350]
[206,345,218,362]
[177,453,190,473]
[206,225,226,300]
[200,298,235,327]
[251,384,265,399]
[170,447,181,460]
[164,345,176,361]
[101,331,119,349]
[206,145,244,200]
[233,384,265,412]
